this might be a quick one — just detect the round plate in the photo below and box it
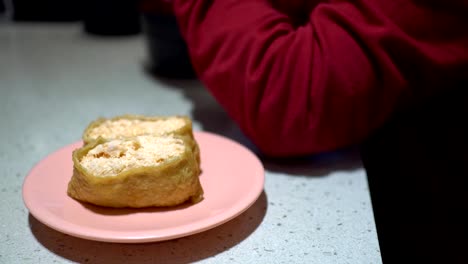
[23,132,264,243]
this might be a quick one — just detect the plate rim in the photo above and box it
[22,131,264,243]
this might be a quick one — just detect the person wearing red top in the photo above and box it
[173,0,468,156]
[144,0,468,262]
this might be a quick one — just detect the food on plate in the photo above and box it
[82,115,200,167]
[67,134,203,208]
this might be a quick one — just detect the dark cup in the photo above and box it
[83,0,141,36]
[11,0,82,21]
[142,14,196,79]
[0,1,5,14]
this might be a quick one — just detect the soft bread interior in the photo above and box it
[82,115,201,170]
[80,135,185,177]
[86,117,187,141]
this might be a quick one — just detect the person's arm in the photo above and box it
[174,0,467,156]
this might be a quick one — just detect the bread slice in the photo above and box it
[82,115,200,167]
[67,135,203,208]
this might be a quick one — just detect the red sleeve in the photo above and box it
[174,0,468,156]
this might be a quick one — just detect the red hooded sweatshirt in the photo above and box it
[171,0,468,156]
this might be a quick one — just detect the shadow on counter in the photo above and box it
[260,148,362,177]
[30,191,268,263]
[145,74,363,178]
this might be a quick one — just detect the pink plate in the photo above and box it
[22,132,264,243]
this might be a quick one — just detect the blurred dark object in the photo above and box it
[362,80,468,263]
[11,0,82,21]
[0,0,5,14]
[83,0,141,36]
[139,0,195,79]
[140,0,173,15]
[142,14,195,79]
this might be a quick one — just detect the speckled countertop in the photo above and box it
[0,23,381,263]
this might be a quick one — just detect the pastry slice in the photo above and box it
[67,135,203,208]
[82,115,201,167]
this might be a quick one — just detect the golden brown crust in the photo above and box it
[67,136,203,208]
